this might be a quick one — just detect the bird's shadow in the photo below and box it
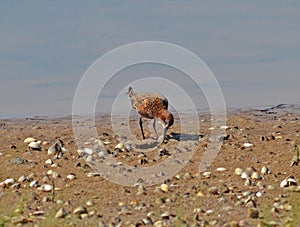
[170,132,202,141]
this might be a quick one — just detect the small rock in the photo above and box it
[247,208,259,219]
[208,186,219,195]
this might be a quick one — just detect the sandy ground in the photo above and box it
[1,105,300,226]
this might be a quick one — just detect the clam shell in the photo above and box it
[160,184,169,192]
[40,184,53,192]
[24,137,36,143]
[28,142,41,151]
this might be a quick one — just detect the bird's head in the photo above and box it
[158,109,174,129]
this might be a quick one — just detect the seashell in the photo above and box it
[161,212,170,219]
[45,159,53,165]
[66,173,76,180]
[47,169,54,175]
[261,166,270,175]
[216,167,227,172]
[48,144,61,155]
[235,168,243,176]
[114,143,127,152]
[73,206,87,215]
[24,137,36,143]
[202,172,212,178]
[241,172,250,179]
[29,180,39,187]
[18,175,26,183]
[86,200,94,207]
[160,184,169,192]
[39,184,53,192]
[28,142,41,151]
[55,208,67,219]
[280,176,297,188]
[251,172,261,180]
[4,178,15,186]
[220,125,229,129]
[243,142,253,148]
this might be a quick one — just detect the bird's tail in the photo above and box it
[127,87,135,97]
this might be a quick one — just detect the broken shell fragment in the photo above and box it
[243,142,253,148]
[280,176,297,188]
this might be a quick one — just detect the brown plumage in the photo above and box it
[127,87,174,142]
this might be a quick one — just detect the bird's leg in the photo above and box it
[139,117,146,139]
[162,126,169,143]
[152,119,158,139]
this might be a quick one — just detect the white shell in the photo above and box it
[24,137,36,143]
[220,125,229,129]
[40,184,53,192]
[114,143,127,152]
[243,142,253,147]
[261,166,270,175]
[45,159,53,165]
[234,168,244,176]
[28,142,41,150]
[66,174,76,180]
[241,172,250,179]
[280,177,297,188]
[4,178,15,186]
[216,167,227,172]
[29,180,39,187]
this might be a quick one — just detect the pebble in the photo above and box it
[247,208,259,218]
[208,186,219,195]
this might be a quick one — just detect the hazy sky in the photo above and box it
[1,1,300,118]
